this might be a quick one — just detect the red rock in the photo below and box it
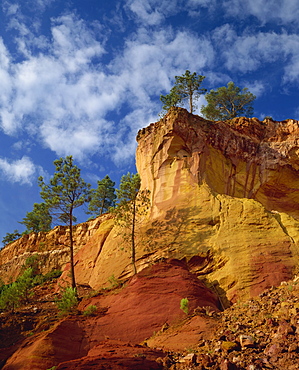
[3,319,86,370]
[239,334,255,349]
[3,261,219,369]
[264,342,282,356]
[54,340,164,370]
[220,358,237,370]
[179,353,196,365]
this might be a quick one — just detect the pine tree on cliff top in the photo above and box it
[201,81,256,120]
[160,70,206,114]
[38,156,91,291]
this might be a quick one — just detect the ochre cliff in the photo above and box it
[135,107,299,302]
[0,216,111,283]
[2,108,299,304]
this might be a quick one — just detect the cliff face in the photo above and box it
[1,108,299,303]
[0,216,110,283]
[135,108,299,302]
[136,108,299,218]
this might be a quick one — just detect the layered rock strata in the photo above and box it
[0,216,111,283]
[134,108,299,302]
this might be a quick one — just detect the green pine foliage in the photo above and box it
[38,156,91,290]
[0,268,34,312]
[201,81,256,120]
[0,283,22,313]
[2,230,21,246]
[87,175,116,217]
[0,262,62,313]
[56,287,78,315]
[16,267,34,303]
[160,85,182,112]
[22,254,41,276]
[113,173,150,274]
[160,70,206,114]
[83,304,97,316]
[19,202,52,234]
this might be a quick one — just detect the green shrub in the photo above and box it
[56,287,78,315]
[43,269,62,281]
[33,269,62,286]
[0,283,22,312]
[180,297,189,315]
[83,305,97,316]
[108,274,122,289]
[16,268,34,303]
[22,254,40,275]
[0,268,35,312]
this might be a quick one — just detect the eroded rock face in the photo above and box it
[133,108,299,302]
[0,216,110,283]
[136,108,299,218]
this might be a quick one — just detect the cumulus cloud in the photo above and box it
[211,25,299,83]
[125,0,217,25]
[0,10,216,167]
[125,0,179,25]
[243,81,266,98]
[2,1,298,176]
[0,14,107,140]
[0,156,39,184]
[125,0,299,26]
[223,0,299,25]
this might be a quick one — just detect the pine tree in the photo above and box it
[38,156,91,290]
[2,230,21,246]
[113,173,150,274]
[19,202,52,233]
[87,175,116,217]
[201,81,256,120]
[160,70,206,113]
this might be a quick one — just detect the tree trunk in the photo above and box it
[69,210,76,291]
[131,200,137,275]
[189,93,193,113]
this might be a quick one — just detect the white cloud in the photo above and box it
[0,11,217,166]
[3,0,57,17]
[125,0,178,25]
[113,28,214,97]
[125,0,217,25]
[223,0,299,25]
[40,119,110,159]
[243,81,266,98]
[212,25,299,83]
[0,156,39,184]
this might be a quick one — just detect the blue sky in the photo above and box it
[0,0,299,246]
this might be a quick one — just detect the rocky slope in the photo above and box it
[146,275,299,370]
[2,263,299,370]
[1,260,220,370]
